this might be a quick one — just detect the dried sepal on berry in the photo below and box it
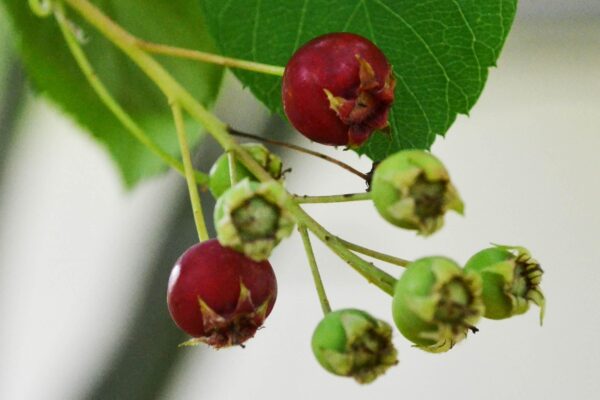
[181,281,273,348]
[464,245,545,323]
[214,179,295,261]
[322,54,396,147]
[371,150,463,236]
[209,143,283,198]
[311,309,398,384]
[392,257,484,353]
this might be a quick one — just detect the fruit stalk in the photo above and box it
[299,225,332,315]
[228,129,369,181]
[171,102,209,242]
[227,151,238,185]
[337,237,410,267]
[293,192,372,204]
[136,40,285,76]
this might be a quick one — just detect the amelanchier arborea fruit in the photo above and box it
[311,309,398,384]
[282,32,396,147]
[208,143,283,199]
[464,245,545,322]
[167,239,277,348]
[392,257,484,353]
[214,178,295,261]
[371,149,464,236]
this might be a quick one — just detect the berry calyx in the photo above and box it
[214,179,295,261]
[208,143,283,199]
[282,32,395,147]
[464,245,545,323]
[166,239,277,348]
[371,150,463,236]
[392,257,483,353]
[311,309,398,384]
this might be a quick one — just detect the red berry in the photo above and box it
[282,32,395,147]
[167,239,277,348]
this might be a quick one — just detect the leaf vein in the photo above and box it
[293,0,309,51]
[342,1,362,31]
[451,0,482,97]
[393,71,429,147]
[251,0,262,60]
[370,0,468,121]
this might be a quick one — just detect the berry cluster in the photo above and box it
[166,33,545,383]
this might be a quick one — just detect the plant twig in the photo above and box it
[337,237,410,268]
[171,102,209,242]
[136,40,285,77]
[293,192,371,204]
[227,150,238,185]
[228,128,369,181]
[298,225,332,315]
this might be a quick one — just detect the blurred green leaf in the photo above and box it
[0,8,26,188]
[201,0,517,160]
[2,0,223,186]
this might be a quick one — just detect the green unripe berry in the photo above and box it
[464,245,545,323]
[392,257,483,353]
[311,309,398,384]
[214,178,295,261]
[209,143,282,198]
[371,150,463,236]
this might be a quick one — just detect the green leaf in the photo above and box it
[0,7,15,93]
[2,0,223,186]
[200,0,517,160]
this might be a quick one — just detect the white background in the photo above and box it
[1,5,599,400]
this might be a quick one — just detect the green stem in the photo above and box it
[171,102,209,242]
[294,192,371,204]
[137,40,285,77]
[54,4,208,186]
[298,225,332,315]
[227,151,238,185]
[61,0,396,295]
[337,237,410,267]
[29,0,52,17]
[286,199,396,295]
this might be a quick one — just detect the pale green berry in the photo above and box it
[214,179,295,261]
[208,143,282,198]
[371,150,463,236]
[464,245,545,323]
[311,309,398,384]
[392,257,484,353]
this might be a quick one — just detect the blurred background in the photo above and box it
[1,1,599,399]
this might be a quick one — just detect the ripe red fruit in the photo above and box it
[167,239,277,348]
[282,32,395,147]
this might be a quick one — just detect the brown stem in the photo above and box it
[228,128,369,181]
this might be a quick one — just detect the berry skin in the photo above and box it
[208,143,283,199]
[282,32,395,147]
[167,239,277,348]
[214,178,295,261]
[392,257,483,353]
[371,150,463,236]
[464,245,545,323]
[311,309,398,384]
